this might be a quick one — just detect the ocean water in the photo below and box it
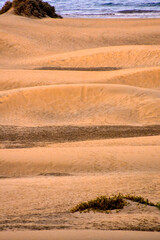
[0,0,160,18]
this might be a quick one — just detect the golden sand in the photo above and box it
[0,13,160,232]
[0,230,160,240]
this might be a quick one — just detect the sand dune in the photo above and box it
[1,135,160,177]
[1,14,160,68]
[0,13,160,233]
[0,67,160,91]
[0,136,160,177]
[103,67,160,90]
[4,45,159,69]
[0,84,160,126]
[0,172,160,231]
[29,45,160,69]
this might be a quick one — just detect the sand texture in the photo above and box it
[0,230,160,240]
[0,13,160,233]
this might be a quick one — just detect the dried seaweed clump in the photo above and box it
[71,194,127,213]
[71,194,160,213]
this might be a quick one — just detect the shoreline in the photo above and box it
[58,16,160,19]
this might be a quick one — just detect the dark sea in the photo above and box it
[1,0,160,18]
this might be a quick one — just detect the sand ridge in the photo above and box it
[29,45,160,69]
[0,135,160,177]
[0,83,160,126]
[0,67,160,91]
[0,16,160,127]
[0,14,160,68]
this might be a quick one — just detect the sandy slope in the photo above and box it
[0,84,160,126]
[29,45,160,69]
[0,67,160,91]
[0,13,160,232]
[0,14,160,68]
[0,170,160,231]
[0,15,160,127]
[0,136,160,177]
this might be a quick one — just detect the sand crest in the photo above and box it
[0,84,160,126]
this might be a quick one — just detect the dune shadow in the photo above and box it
[39,172,72,177]
[35,67,122,71]
[1,125,160,149]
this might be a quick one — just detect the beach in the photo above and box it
[0,10,160,239]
